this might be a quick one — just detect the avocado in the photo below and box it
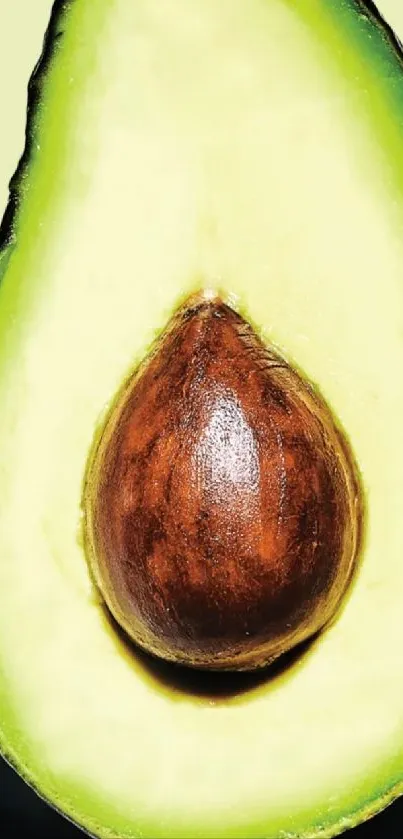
[1,0,403,837]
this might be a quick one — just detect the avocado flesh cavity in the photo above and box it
[1,0,403,837]
[85,294,360,672]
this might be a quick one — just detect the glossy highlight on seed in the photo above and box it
[84,292,362,671]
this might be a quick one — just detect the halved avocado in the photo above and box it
[1,1,403,837]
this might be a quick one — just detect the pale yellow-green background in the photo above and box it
[0,0,53,216]
[0,0,401,222]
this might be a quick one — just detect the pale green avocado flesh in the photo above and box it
[1,0,403,837]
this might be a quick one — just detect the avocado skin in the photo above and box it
[0,7,87,838]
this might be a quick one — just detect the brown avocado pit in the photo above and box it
[83,293,361,672]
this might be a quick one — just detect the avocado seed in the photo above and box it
[83,294,361,671]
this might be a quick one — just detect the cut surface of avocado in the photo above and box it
[1,1,403,837]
